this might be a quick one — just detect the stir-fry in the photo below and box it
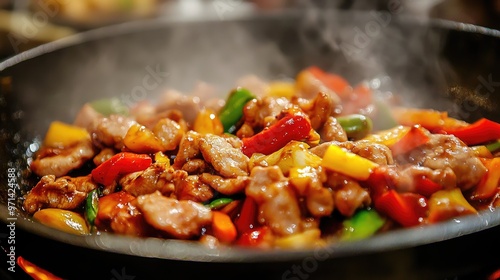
[22,66,500,249]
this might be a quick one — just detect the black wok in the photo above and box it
[1,9,500,280]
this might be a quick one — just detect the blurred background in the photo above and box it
[0,0,499,59]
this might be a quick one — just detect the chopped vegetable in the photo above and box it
[336,114,373,140]
[391,107,447,130]
[123,123,165,153]
[306,66,350,97]
[362,125,410,147]
[486,140,500,153]
[249,141,322,175]
[266,81,295,98]
[414,176,443,197]
[154,151,171,166]
[471,145,494,158]
[375,190,427,227]
[428,188,477,223]
[33,208,89,235]
[218,88,256,134]
[193,108,224,135]
[90,97,129,116]
[18,256,63,280]
[341,209,386,241]
[236,226,271,247]
[85,189,99,228]
[241,112,312,157]
[389,125,430,156]
[43,121,89,148]
[321,145,379,180]
[235,196,257,234]
[274,228,323,249]
[470,158,500,200]
[212,211,238,243]
[372,98,399,130]
[444,118,500,145]
[207,197,234,210]
[91,152,152,186]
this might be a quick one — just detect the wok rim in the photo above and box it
[2,9,500,263]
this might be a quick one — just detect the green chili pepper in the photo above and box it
[341,208,385,241]
[486,140,500,153]
[207,197,234,210]
[337,114,373,140]
[85,189,99,228]
[90,97,129,116]
[218,88,255,134]
[372,98,399,131]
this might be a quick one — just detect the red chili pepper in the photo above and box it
[234,196,258,234]
[241,113,312,157]
[375,190,428,227]
[390,125,430,156]
[18,256,63,280]
[444,118,500,145]
[414,176,443,197]
[91,152,152,186]
[236,226,270,247]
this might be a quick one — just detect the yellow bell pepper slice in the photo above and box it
[362,125,410,147]
[33,208,89,235]
[123,123,164,153]
[193,108,224,135]
[321,145,379,180]
[266,81,296,99]
[427,188,477,223]
[43,121,90,148]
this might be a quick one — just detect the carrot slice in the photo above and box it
[212,211,237,244]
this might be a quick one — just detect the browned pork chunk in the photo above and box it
[246,166,302,236]
[23,174,97,214]
[173,131,202,169]
[395,134,486,190]
[199,134,249,178]
[136,191,212,239]
[319,116,348,142]
[199,173,249,196]
[175,175,214,202]
[88,114,136,150]
[119,163,180,197]
[30,139,96,177]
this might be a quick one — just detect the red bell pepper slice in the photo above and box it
[414,176,443,197]
[307,66,350,97]
[375,190,428,227]
[390,125,430,156]
[91,152,152,186]
[444,118,500,145]
[236,226,270,247]
[241,112,312,157]
[234,196,258,234]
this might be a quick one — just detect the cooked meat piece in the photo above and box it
[334,180,371,217]
[109,200,154,237]
[136,191,212,239]
[200,173,249,196]
[88,114,136,150]
[120,163,183,197]
[199,134,249,178]
[199,234,220,249]
[306,186,334,218]
[173,131,202,169]
[246,166,302,236]
[156,90,201,125]
[181,159,211,174]
[295,92,336,130]
[23,174,97,214]
[73,103,103,129]
[240,96,292,133]
[373,165,457,193]
[175,175,214,202]
[395,133,486,190]
[153,118,184,151]
[93,148,115,166]
[319,116,348,142]
[310,140,394,165]
[30,139,96,177]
